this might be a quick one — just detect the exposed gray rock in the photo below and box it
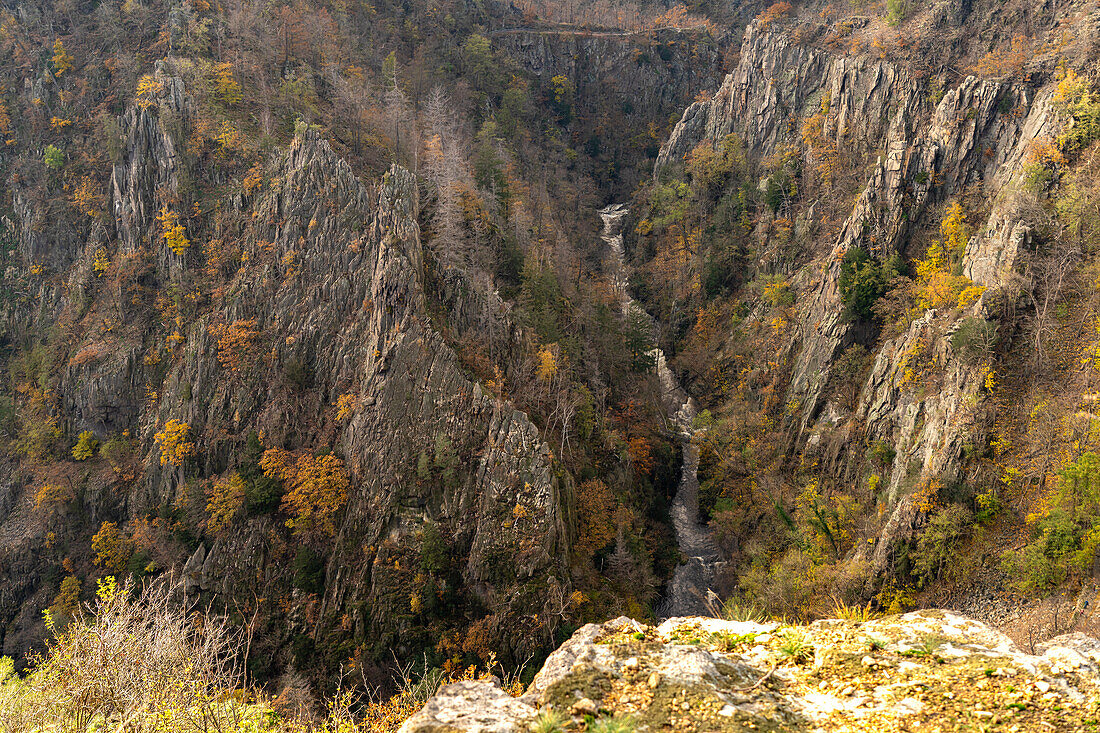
[655,21,1072,566]
[110,63,188,258]
[398,680,538,733]
[129,129,569,657]
[405,613,1100,731]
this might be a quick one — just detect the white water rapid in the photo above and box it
[598,204,722,618]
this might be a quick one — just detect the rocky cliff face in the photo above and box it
[0,69,570,665]
[400,611,1100,731]
[166,131,566,647]
[496,28,724,195]
[498,28,721,120]
[650,17,1089,574]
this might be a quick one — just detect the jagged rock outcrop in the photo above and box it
[402,612,1100,731]
[110,62,188,259]
[0,58,573,662]
[653,20,1069,553]
[657,22,923,174]
[137,128,568,657]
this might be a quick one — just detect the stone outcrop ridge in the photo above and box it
[0,66,570,661]
[400,612,1100,731]
[111,62,189,258]
[657,21,923,174]
[652,21,1066,563]
[148,128,569,657]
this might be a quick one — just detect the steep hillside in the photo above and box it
[2,69,566,667]
[0,0,718,688]
[628,0,1100,631]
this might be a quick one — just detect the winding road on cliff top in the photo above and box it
[599,204,722,618]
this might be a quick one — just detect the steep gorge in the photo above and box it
[600,205,720,619]
[5,0,1100,711]
[628,2,1100,628]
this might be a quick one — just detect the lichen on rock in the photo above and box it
[402,612,1100,731]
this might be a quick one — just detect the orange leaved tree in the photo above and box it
[261,448,349,538]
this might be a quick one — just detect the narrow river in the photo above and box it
[599,204,722,618]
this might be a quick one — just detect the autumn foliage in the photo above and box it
[208,319,260,372]
[572,479,621,568]
[757,2,792,29]
[206,473,247,534]
[969,34,1030,80]
[91,521,133,575]
[154,419,195,467]
[261,448,349,538]
[157,207,190,255]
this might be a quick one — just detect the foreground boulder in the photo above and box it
[400,612,1100,731]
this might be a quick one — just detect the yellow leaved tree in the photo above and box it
[208,319,259,372]
[154,419,195,467]
[211,62,243,105]
[535,344,558,381]
[158,206,189,255]
[135,73,162,109]
[912,201,982,312]
[91,521,133,576]
[51,39,74,75]
[335,393,358,422]
[206,473,246,534]
[71,430,99,461]
[261,448,349,538]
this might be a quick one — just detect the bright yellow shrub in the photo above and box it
[51,38,74,75]
[154,419,195,467]
[206,473,246,533]
[91,521,132,575]
[157,206,190,255]
[261,448,349,537]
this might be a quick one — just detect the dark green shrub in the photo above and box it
[1002,509,1077,593]
[0,396,15,437]
[245,475,282,514]
[292,547,325,594]
[867,440,896,469]
[950,317,998,362]
[838,248,901,321]
[625,308,656,373]
[433,434,459,488]
[291,634,315,666]
[1002,453,1100,593]
[241,431,282,513]
[419,522,449,573]
[127,550,154,578]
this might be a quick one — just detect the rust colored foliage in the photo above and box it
[969,34,1030,80]
[757,1,792,29]
[627,435,654,474]
[208,319,260,372]
[91,521,133,575]
[154,419,195,467]
[206,473,246,534]
[261,448,349,538]
[572,478,620,568]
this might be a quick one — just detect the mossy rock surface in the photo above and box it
[401,612,1100,732]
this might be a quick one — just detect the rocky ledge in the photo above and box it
[400,612,1100,732]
